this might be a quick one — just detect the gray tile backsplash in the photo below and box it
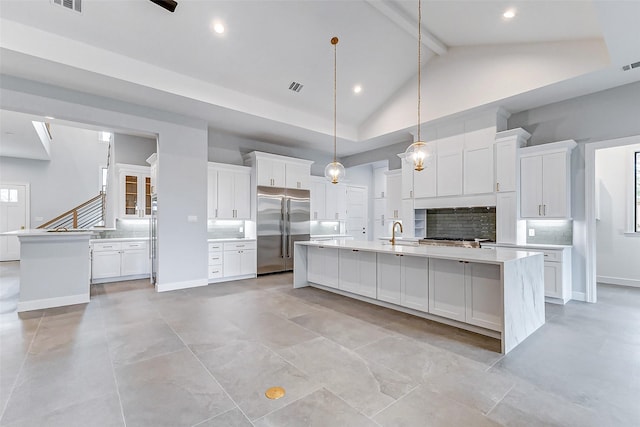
[310,221,341,236]
[526,220,573,245]
[426,207,496,240]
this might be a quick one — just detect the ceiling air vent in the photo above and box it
[622,61,640,71]
[52,0,82,13]
[288,82,304,93]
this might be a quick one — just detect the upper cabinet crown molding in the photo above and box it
[519,139,577,156]
[494,128,531,144]
[243,151,314,167]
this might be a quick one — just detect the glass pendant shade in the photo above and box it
[404,140,433,172]
[324,161,345,184]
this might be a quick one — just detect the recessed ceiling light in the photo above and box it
[212,21,225,34]
[503,9,516,19]
[353,85,362,94]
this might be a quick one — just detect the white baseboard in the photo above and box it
[156,278,207,292]
[571,291,586,302]
[597,276,640,288]
[208,273,256,284]
[17,293,90,312]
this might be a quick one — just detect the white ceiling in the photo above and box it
[0,110,51,160]
[0,0,639,159]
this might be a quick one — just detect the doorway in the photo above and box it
[346,186,368,241]
[0,183,29,261]
[585,135,640,302]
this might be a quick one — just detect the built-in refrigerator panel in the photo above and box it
[284,188,310,271]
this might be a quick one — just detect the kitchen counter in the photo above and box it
[293,240,544,354]
[207,238,256,242]
[297,239,541,264]
[90,236,149,242]
[4,230,91,312]
[482,242,572,249]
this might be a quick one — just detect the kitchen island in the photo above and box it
[294,240,545,354]
[5,229,92,312]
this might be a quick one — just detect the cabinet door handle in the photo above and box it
[215,208,218,218]
[543,205,547,216]
[318,246,325,249]
[352,249,359,252]
[381,191,384,198]
[496,182,500,192]
[538,205,541,216]
[410,190,413,198]
[395,254,403,257]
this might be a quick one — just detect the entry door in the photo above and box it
[0,184,28,261]
[346,186,368,241]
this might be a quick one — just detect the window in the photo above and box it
[0,188,18,203]
[101,167,108,193]
[636,152,640,232]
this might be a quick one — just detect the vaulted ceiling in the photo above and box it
[1,0,639,158]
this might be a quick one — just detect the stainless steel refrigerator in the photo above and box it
[257,186,310,274]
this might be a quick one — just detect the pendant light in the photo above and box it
[404,0,432,172]
[324,36,345,184]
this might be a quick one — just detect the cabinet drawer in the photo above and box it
[540,249,562,262]
[208,266,223,279]
[208,253,223,266]
[223,241,256,251]
[208,243,223,252]
[122,241,147,250]
[92,242,122,252]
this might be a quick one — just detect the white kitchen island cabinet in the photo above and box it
[294,240,544,354]
[339,249,377,298]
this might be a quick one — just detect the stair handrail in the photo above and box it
[37,192,105,229]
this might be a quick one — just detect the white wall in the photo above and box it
[595,144,640,286]
[0,124,107,227]
[509,81,640,297]
[1,75,209,291]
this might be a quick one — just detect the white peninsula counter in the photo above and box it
[294,240,545,354]
[6,230,92,312]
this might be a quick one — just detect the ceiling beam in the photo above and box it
[365,0,448,56]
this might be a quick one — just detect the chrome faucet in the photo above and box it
[390,221,403,245]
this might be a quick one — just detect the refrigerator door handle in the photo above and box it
[281,197,286,259]
[286,198,292,258]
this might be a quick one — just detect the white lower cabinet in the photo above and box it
[91,240,149,282]
[338,249,377,298]
[208,243,223,280]
[541,247,571,303]
[307,246,339,289]
[428,258,501,331]
[377,253,429,311]
[223,241,256,278]
[428,258,466,321]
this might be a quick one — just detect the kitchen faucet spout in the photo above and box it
[390,221,403,245]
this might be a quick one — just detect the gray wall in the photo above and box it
[208,129,335,176]
[0,124,108,227]
[114,133,157,166]
[341,141,409,171]
[508,81,640,296]
[1,75,209,289]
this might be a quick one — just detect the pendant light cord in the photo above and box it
[332,37,338,163]
[417,0,422,143]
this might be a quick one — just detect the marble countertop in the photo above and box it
[297,239,541,264]
[3,229,93,237]
[208,238,256,242]
[482,242,572,250]
[90,237,150,243]
[310,234,353,239]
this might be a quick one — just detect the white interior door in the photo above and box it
[0,183,28,261]
[346,186,368,241]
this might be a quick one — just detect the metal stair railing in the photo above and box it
[37,192,105,229]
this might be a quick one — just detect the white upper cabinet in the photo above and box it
[436,134,464,197]
[520,140,576,219]
[463,127,494,195]
[256,158,286,188]
[146,153,157,196]
[285,163,311,190]
[400,156,414,199]
[373,167,388,199]
[494,128,530,193]
[496,192,518,244]
[325,182,347,220]
[310,177,326,221]
[117,164,151,218]
[245,152,313,190]
[385,170,402,220]
[412,142,437,199]
[208,163,251,220]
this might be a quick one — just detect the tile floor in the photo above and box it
[1,260,639,426]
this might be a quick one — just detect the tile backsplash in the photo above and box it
[93,219,150,239]
[426,207,496,240]
[526,220,573,245]
[208,220,245,239]
[310,221,341,236]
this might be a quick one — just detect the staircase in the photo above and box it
[37,192,106,230]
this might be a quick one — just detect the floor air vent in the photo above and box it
[288,82,304,93]
[622,61,640,71]
[52,0,82,13]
